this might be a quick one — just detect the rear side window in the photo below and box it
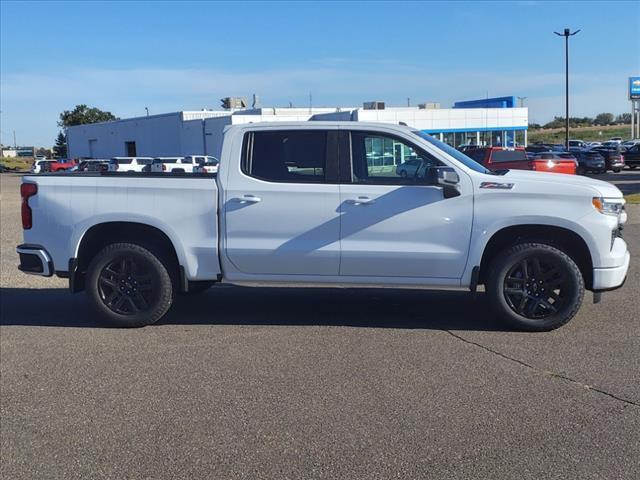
[112,158,132,165]
[490,150,527,163]
[242,131,327,183]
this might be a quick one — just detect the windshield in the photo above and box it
[411,130,491,174]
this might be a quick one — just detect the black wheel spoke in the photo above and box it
[504,253,572,320]
[521,260,529,279]
[532,258,543,278]
[505,288,525,295]
[132,292,149,311]
[98,254,157,316]
[539,298,558,313]
[99,276,118,289]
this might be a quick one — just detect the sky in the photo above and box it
[1,0,639,147]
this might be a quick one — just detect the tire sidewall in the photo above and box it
[487,243,584,331]
[87,243,174,327]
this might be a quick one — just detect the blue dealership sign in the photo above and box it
[630,77,640,100]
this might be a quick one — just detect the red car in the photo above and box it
[466,147,576,174]
[49,158,78,172]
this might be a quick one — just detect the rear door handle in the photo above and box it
[236,194,262,203]
[346,196,375,205]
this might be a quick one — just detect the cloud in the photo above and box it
[0,65,633,146]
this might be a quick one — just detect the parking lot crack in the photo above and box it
[444,330,639,408]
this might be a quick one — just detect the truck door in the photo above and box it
[338,130,473,279]
[223,129,341,275]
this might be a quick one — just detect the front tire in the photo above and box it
[486,242,584,331]
[86,243,174,327]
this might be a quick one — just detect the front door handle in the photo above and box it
[236,194,262,203]
[346,196,375,205]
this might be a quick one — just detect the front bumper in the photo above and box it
[16,244,53,277]
[592,248,630,291]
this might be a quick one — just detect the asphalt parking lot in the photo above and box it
[1,172,639,479]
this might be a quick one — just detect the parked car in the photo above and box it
[16,122,629,332]
[568,140,586,149]
[608,137,623,144]
[108,157,154,172]
[621,143,640,169]
[600,141,621,148]
[467,147,576,174]
[31,160,54,174]
[49,158,78,172]
[572,150,606,174]
[78,159,110,172]
[590,146,625,172]
[193,156,220,174]
[149,157,195,173]
[586,141,602,148]
[395,158,427,178]
[620,140,640,151]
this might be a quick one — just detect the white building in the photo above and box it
[66,97,528,159]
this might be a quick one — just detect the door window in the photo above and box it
[242,131,327,183]
[350,131,441,184]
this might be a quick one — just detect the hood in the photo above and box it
[498,170,623,198]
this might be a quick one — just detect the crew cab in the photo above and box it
[17,122,629,331]
[466,147,576,174]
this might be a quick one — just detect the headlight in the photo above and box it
[592,197,625,216]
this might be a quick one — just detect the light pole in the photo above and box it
[554,28,580,150]
[145,107,149,117]
[517,96,528,108]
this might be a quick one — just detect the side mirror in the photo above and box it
[428,166,461,198]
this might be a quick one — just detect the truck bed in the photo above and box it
[22,172,221,281]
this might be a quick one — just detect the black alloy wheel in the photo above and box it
[87,243,174,327]
[98,256,156,315]
[503,255,568,320]
[486,242,584,331]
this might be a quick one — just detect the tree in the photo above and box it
[53,132,67,158]
[58,104,117,128]
[594,112,614,126]
[616,113,632,124]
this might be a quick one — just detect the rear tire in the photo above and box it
[86,243,174,327]
[486,242,584,331]
[613,168,621,173]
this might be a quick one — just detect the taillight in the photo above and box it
[20,183,37,229]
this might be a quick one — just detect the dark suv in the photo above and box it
[572,150,606,174]
[591,147,625,173]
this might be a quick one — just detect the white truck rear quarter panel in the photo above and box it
[23,175,220,279]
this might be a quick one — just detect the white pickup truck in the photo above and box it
[17,122,629,330]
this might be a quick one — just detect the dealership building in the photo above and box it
[66,96,528,159]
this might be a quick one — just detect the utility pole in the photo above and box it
[13,130,16,148]
[517,96,528,108]
[554,28,580,150]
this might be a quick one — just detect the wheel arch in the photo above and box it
[72,221,185,293]
[478,224,594,289]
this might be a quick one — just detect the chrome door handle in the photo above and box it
[346,196,375,205]
[237,194,262,203]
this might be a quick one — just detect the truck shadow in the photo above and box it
[0,286,509,332]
